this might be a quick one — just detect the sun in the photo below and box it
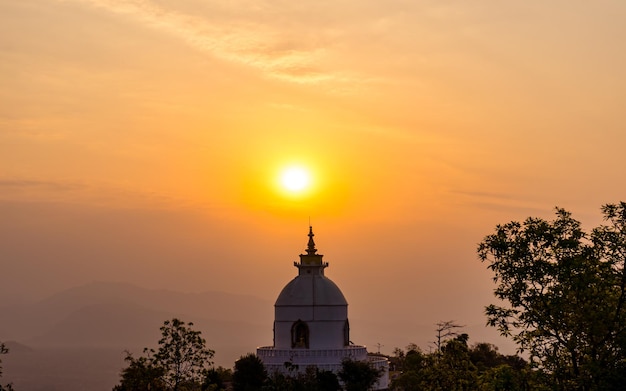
[279,166,312,193]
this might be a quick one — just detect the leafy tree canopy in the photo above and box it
[265,366,340,391]
[155,318,215,390]
[390,335,535,391]
[338,358,381,391]
[232,353,266,391]
[113,352,167,391]
[113,318,215,391]
[478,203,626,390]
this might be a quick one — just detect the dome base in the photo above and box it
[257,345,389,390]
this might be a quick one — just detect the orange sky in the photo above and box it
[2,0,626,354]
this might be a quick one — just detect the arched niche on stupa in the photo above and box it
[291,320,309,349]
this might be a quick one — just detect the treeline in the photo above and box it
[110,318,380,391]
[387,202,626,390]
[389,334,536,390]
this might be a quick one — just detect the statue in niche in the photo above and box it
[291,320,309,348]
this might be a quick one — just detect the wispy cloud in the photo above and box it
[0,178,90,204]
[448,189,550,216]
[0,179,83,191]
[62,0,355,85]
[0,176,233,212]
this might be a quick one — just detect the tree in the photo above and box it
[393,345,427,373]
[113,318,214,391]
[264,367,340,391]
[231,353,267,391]
[391,335,477,391]
[434,321,463,354]
[0,343,5,378]
[469,343,501,372]
[478,204,626,390]
[338,359,381,391]
[433,334,478,390]
[390,346,430,391]
[390,337,533,391]
[477,365,527,391]
[202,367,231,391]
[113,351,167,391]
[154,319,215,391]
[468,342,537,391]
[0,342,14,391]
[315,369,341,390]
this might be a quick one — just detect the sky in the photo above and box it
[2,0,626,354]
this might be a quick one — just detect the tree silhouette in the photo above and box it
[154,319,215,391]
[338,359,381,391]
[232,353,267,391]
[113,318,214,391]
[433,321,463,354]
[478,203,626,390]
[113,351,166,391]
[0,342,14,391]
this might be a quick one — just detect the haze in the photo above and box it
[2,0,626,373]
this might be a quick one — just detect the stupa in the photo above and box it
[257,227,389,389]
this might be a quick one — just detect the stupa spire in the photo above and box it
[295,226,327,274]
[306,226,317,255]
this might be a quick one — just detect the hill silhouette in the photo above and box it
[1,281,272,391]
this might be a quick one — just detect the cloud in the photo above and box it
[0,178,95,205]
[0,176,234,213]
[62,0,355,85]
[0,179,83,191]
[0,178,96,204]
[448,189,550,216]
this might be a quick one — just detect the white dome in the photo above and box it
[275,274,348,307]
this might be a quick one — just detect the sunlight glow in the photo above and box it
[280,166,311,193]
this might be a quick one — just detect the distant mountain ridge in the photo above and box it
[0,281,273,351]
[1,281,274,391]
